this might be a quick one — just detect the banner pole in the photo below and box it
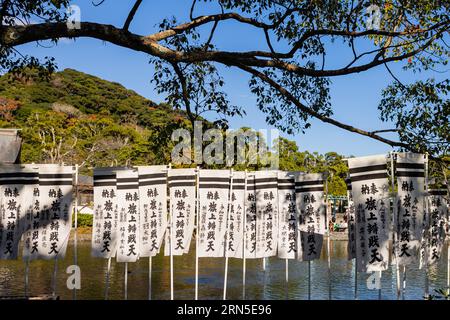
[104,257,111,300]
[285,258,289,299]
[25,259,30,298]
[378,271,382,300]
[308,260,311,300]
[124,262,128,300]
[73,164,79,300]
[402,265,406,300]
[51,257,58,298]
[223,168,234,300]
[325,177,331,300]
[447,244,449,299]
[390,152,401,300]
[148,256,152,300]
[354,256,358,300]
[242,170,248,300]
[424,153,430,299]
[168,163,174,301]
[195,166,200,300]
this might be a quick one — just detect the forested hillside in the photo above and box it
[0,68,352,195]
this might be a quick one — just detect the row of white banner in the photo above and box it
[92,166,326,263]
[0,153,448,273]
[0,164,74,260]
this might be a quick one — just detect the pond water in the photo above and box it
[0,237,448,300]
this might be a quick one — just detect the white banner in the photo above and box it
[254,171,278,258]
[25,165,73,260]
[165,168,196,256]
[348,155,390,272]
[296,173,326,261]
[198,170,230,257]
[395,152,426,266]
[244,174,257,259]
[277,171,299,259]
[91,167,120,259]
[226,171,245,259]
[138,166,168,258]
[116,169,140,263]
[346,178,357,260]
[0,166,38,260]
[420,189,448,268]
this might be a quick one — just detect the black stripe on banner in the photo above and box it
[349,173,388,182]
[278,185,296,190]
[199,184,230,189]
[139,173,166,179]
[139,179,166,187]
[233,186,245,190]
[94,181,116,187]
[396,171,425,177]
[295,180,324,187]
[168,175,196,181]
[199,177,230,182]
[278,178,295,184]
[396,163,425,170]
[255,183,278,190]
[94,174,116,181]
[255,177,278,183]
[39,173,73,179]
[169,182,196,188]
[39,181,72,186]
[117,185,138,190]
[0,172,38,178]
[296,186,324,193]
[349,164,386,174]
[0,179,39,185]
[233,179,245,183]
[429,190,447,196]
[117,178,138,183]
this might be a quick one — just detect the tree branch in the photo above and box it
[236,63,411,150]
[123,0,143,31]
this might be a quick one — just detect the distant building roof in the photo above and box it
[0,129,22,164]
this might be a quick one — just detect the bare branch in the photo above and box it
[123,0,143,31]
[236,63,411,150]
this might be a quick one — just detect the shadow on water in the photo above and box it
[0,237,448,300]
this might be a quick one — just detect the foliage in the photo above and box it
[274,137,348,195]
[0,67,352,194]
[73,213,93,228]
[379,79,449,157]
[1,1,448,156]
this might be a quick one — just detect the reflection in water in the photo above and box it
[0,239,448,300]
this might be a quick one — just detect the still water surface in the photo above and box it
[0,238,448,300]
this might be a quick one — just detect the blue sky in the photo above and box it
[14,0,444,157]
